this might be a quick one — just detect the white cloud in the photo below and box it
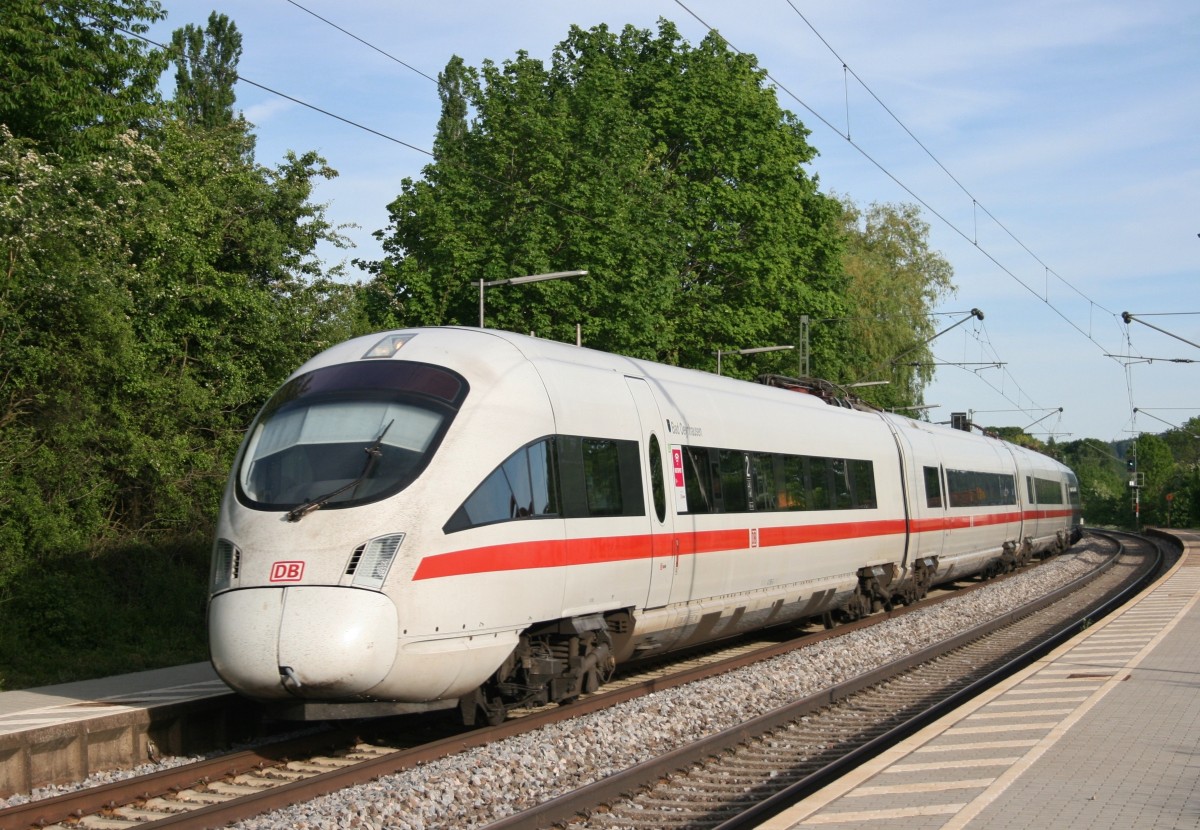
[240,97,295,128]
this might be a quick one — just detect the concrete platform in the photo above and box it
[760,529,1200,830]
[0,662,245,796]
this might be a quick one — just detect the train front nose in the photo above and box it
[209,586,398,699]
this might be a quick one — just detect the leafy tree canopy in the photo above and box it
[835,198,955,409]
[365,20,848,375]
[0,0,168,156]
[0,7,361,571]
[171,11,242,129]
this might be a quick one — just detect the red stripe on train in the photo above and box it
[411,508,1076,580]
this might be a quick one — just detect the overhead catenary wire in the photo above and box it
[197,0,1121,397]
[284,0,439,84]
[671,0,1124,368]
[89,1,1152,435]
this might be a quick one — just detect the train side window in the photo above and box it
[946,469,976,507]
[556,436,644,519]
[444,438,559,532]
[1000,474,1016,505]
[1035,476,1064,504]
[680,447,714,514]
[583,439,625,515]
[718,450,749,512]
[781,455,807,510]
[648,434,667,522]
[1026,476,1036,503]
[850,459,877,509]
[808,456,832,510]
[923,465,942,508]
[947,469,1017,507]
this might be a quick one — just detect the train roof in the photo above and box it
[289,327,1071,472]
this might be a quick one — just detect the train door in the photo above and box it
[625,377,677,608]
[889,419,947,565]
[1002,443,1035,547]
[918,464,949,561]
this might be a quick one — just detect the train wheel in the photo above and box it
[459,687,508,727]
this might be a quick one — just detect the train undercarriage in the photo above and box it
[459,614,617,726]
[459,535,1075,726]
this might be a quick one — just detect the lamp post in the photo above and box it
[714,344,794,376]
[479,270,587,329]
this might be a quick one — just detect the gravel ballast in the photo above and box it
[2,543,1109,829]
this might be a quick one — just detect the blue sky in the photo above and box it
[148,1,1200,443]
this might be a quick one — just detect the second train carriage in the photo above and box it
[207,327,1083,722]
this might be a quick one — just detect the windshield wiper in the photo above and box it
[286,419,395,522]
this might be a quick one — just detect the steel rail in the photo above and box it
[482,530,1161,830]
[710,528,1169,830]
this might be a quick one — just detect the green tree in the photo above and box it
[170,11,242,129]
[0,0,168,155]
[1058,438,1128,526]
[0,4,371,687]
[0,127,151,562]
[365,21,846,373]
[0,118,356,561]
[835,199,955,410]
[1133,432,1176,526]
[1147,417,1200,528]
[112,118,358,535]
[1157,416,1200,468]
[1183,465,1200,528]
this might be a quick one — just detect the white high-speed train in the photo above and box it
[208,327,1083,723]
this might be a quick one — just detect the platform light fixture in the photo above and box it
[479,270,587,329]
[714,344,794,376]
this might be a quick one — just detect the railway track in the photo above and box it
[0,531,1157,830]
[490,529,1168,830]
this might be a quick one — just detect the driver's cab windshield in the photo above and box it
[236,360,467,512]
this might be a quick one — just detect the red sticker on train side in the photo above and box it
[270,561,305,582]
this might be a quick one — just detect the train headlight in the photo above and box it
[211,538,241,593]
[347,533,405,589]
[361,333,414,359]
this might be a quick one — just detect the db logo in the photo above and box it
[270,561,305,582]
